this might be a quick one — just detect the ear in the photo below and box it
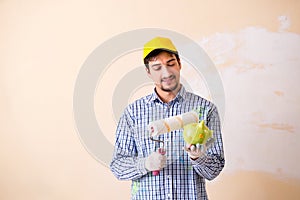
[145,67,150,74]
[178,58,182,70]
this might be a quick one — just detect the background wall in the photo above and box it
[1,0,300,199]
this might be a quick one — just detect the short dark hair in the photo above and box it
[143,49,180,68]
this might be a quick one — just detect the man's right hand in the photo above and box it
[145,151,167,172]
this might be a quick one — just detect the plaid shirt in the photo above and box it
[110,86,225,200]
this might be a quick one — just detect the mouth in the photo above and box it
[161,75,175,84]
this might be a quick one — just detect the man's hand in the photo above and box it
[183,143,206,160]
[145,151,167,172]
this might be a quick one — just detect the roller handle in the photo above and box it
[152,148,166,176]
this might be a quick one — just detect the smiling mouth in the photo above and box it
[161,75,175,84]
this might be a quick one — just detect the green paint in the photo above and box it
[132,181,140,196]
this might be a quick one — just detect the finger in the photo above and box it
[159,154,167,161]
[195,143,200,154]
[183,146,191,152]
[160,161,166,169]
[200,144,206,152]
[160,157,167,168]
[206,138,216,148]
[196,144,201,153]
[199,144,206,153]
[190,145,195,152]
[161,156,167,164]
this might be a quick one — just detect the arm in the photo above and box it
[190,105,225,180]
[110,107,148,180]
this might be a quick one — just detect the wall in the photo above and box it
[1,0,300,199]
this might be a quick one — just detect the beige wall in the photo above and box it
[1,0,300,199]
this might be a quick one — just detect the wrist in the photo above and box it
[137,157,149,174]
[190,154,207,165]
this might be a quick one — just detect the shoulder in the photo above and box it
[122,93,152,118]
[127,94,152,109]
[185,91,215,108]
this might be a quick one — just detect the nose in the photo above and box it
[161,65,172,77]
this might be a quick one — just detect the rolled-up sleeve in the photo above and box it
[110,106,148,180]
[190,105,225,180]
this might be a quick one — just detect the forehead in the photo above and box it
[148,51,176,64]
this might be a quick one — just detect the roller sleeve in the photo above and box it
[148,110,199,136]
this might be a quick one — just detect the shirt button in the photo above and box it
[167,194,171,198]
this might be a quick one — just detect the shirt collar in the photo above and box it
[146,84,187,104]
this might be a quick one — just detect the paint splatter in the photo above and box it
[236,62,268,73]
[132,181,140,196]
[257,122,294,133]
[274,90,284,96]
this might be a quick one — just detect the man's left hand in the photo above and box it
[183,143,206,160]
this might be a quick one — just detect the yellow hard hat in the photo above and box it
[143,37,178,60]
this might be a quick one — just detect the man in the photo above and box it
[110,37,225,199]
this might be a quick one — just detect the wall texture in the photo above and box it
[1,0,300,199]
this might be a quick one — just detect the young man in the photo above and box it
[110,37,225,199]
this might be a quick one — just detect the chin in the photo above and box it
[161,84,179,92]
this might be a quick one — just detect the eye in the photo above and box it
[168,62,175,67]
[152,65,161,71]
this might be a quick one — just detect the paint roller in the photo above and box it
[148,110,200,175]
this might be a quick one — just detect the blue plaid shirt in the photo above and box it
[110,86,225,200]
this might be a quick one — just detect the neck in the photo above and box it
[155,84,181,103]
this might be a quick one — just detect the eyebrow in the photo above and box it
[167,58,176,63]
[150,58,176,68]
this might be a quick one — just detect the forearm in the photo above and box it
[110,106,150,180]
[191,104,224,180]
[190,153,225,180]
[110,153,148,181]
